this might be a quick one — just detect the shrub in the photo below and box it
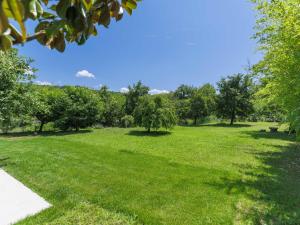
[121,115,135,128]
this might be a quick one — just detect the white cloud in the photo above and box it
[120,87,129,93]
[35,80,52,86]
[149,89,170,95]
[76,70,95,78]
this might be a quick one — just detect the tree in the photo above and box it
[174,84,196,100]
[0,49,34,133]
[0,0,140,51]
[56,86,101,131]
[175,99,191,125]
[252,0,300,136]
[198,83,217,115]
[190,92,208,125]
[134,96,177,132]
[31,86,70,132]
[125,81,149,115]
[99,85,125,127]
[217,74,254,125]
[121,115,134,128]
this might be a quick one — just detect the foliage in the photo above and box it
[252,0,300,137]
[0,0,140,51]
[190,92,207,125]
[121,115,134,128]
[125,81,149,115]
[175,99,191,125]
[31,85,70,132]
[55,86,101,131]
[0,49,34,133]
[217,74,254,125]
[198,83,217,114]
[134,95,177,132]
[174,84,196,99]
[99,85,125,127]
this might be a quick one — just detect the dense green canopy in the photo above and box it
[0,0,140,51]
[252,0,300,136]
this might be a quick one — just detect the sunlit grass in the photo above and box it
[0,122,299,225]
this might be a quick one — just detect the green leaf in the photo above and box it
[0,4,9,34]
[56,0,71,19]
[28,0,38,18]
[2,0,26,40]
[0,34,12,51]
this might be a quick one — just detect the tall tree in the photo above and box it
[0,49,34,133]
[217,74,254,125]
[125,81,149,115]
[0,0,140,51]
[252,0,300,136]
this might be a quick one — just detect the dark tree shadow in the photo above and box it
[207,143,300,224]
[179,123,252,128]
[198,123,252,128]
[126,130,171,137]
[0,130,92,138]
[243,130,296,142]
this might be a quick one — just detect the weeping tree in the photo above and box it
[0,0,140,51]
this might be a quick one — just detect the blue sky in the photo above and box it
[18,0,261,93]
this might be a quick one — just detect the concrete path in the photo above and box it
[0,169,51,225]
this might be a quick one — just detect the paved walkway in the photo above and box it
[0,169,51,225]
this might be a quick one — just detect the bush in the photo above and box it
[121,115,135,128]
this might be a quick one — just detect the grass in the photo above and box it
[0,122,299,225]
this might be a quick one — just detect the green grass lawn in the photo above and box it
[0,123,299,225]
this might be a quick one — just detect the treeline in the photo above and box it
[0,50,285,134]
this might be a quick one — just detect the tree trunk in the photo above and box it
[194,117,197,126]
[147,127,151,133]
[76,126,79,132]
[230,111,235,126]
[39,122,45,133]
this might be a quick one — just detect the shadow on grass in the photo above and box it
[0,157,10,168]
[181,123,252,128]
[126,130,171,137]
[201,123,252,128]
[207,142,300,224]
[243,130,296,142]
[0,130,92,138]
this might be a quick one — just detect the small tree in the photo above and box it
[175,99,191,124]
[121,115,134,128]
[31,86,69,132]
[99,86,125,127]
[217,74,254,125]
[56,86,101,131]
[134,96,177,132]
[125,81,149,115]
[190,93,208,125]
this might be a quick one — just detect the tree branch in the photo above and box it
[13,31,46,45]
